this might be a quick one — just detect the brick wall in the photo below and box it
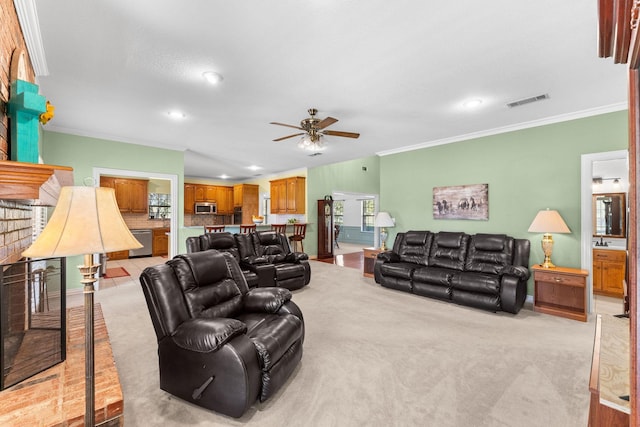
[1,0,36,161]
[1,0,37,265]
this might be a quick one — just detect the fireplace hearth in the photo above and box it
[1,257,66,390]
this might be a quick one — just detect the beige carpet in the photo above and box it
[96,260,594,426]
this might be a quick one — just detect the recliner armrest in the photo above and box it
[242,255,269,265]
[171,318,247,353]
[285,252,309,262]
[500,265,530,280]
[244,287,292,313]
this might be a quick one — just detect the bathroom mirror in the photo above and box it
[592,193,626,237]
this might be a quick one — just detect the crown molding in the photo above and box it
[376,102,628,157]
[13,0,49,76]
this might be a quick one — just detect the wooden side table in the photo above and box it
[532,265,589,322]
[363,247,382,278]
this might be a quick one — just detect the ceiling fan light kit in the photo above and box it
[271,108,360,150]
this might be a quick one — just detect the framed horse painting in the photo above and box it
[433,183,488,220]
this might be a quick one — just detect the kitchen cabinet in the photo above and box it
[152,228,169,257]
[216,186,234,215]
[233,184,259,223]
[100,177,148,214]
[593,249,626,298]
[184,184,195,214]
[270,177,305,214]
[187,184,233,214]
[106,250,129,261]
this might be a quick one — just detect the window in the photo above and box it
[333,200,344,225]
[361,199,375,232]
[149,193,171,219]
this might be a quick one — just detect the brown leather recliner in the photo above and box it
[139,250,304,418]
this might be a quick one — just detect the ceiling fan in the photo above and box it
[270,108,360,149]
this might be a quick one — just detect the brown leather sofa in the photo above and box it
[139,250,305,417]
[186,231,311,291]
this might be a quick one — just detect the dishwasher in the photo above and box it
[129,229,153,257]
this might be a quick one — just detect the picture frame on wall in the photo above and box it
[433,183,489,220]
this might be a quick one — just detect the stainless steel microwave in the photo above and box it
[195,202,217,214]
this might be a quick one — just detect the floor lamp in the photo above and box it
[22,186,141,426]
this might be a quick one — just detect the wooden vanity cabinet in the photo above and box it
[592,249,626,298]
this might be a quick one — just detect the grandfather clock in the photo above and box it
[317,198,334,259]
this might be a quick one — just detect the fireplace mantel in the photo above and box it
[0,160,73,202]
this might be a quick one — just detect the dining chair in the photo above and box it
[239,224,257,234]
[204,225,225,233]
[271,224,288,236]
[288,223,307,253]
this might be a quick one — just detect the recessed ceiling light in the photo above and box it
[462,98,483,109]
[219,174,230,179]
[247,165,262,171]
[203,71,223,85]
[167,110,186,119]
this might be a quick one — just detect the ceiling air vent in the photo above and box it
[309,152,323,157]
[506,93,550,108]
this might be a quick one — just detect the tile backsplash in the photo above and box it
[122,213,170,229]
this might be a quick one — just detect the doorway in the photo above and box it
[580,149,628,313]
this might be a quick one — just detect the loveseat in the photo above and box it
[139,250,305,418]
[374,231,530,314]
[186,231,311,290]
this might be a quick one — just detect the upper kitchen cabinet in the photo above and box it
[184,184,195,214]
[270,177,306,214]
[233,184,259,222]
[184,183,233,214]
[100,177,148,214]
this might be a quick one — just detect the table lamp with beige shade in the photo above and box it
[374,211,395,251]
[22,186,141,427]
[527,208,571,269]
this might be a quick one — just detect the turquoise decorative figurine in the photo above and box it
[7,79,46,163]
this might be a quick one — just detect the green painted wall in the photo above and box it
[41,131,184,290]
[306,156,381,257]
[379,111,628,292]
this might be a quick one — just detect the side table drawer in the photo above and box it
[535,270,586,287]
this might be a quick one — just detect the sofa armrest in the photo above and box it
[244,287,292,313]
[171,318,247,353]
[377,251,399,263]
[500,275,527,314]
[500,265,530,280]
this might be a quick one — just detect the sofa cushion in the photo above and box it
[398,231,432,266]
[413,266,454,286]
[452,271,501,295]
[465,234,514,275]
[428,232,469,271]
[379,262,418,280]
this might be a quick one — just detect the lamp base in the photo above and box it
[380,228,388,251]
[540,233,556,269]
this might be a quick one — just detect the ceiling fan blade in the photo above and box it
[273,133,305,141]
[270,122,304,130]
[322,130,360,139]
[316,116,338,129]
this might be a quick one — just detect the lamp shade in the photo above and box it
[374,212,395,228]
[527,209,571,234]
[22,186,142,258]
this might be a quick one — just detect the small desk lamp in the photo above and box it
[374,212,395,251]
[22,186,141,426]
[527,208,570,268]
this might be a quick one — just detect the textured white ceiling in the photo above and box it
[34,0,628,180]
